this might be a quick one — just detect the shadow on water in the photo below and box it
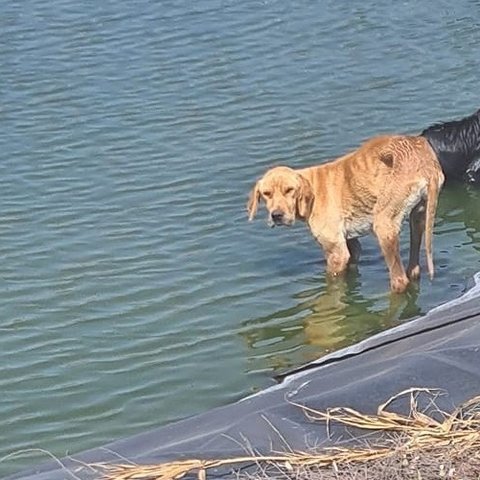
[240,184,480,374]
[437,184,480,245]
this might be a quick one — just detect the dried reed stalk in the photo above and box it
[96,388,480,480]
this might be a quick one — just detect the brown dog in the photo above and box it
[247,135,445,293]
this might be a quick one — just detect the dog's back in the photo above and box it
[315,135,444,279]
[301,135,442,218]
[329,135,442,208]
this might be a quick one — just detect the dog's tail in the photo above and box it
[424,172,444,280]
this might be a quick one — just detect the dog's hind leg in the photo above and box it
[347,238,362,265]
[407,201,425,280]
[373,211,409,294]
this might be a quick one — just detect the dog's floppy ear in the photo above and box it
[296,175,313,219]
[247,182,260,220]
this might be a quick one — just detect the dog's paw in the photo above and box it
[326,255,349,276]
[391,275,409,294]
[407,265,421,281]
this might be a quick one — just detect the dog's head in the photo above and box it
[247,166,314,227]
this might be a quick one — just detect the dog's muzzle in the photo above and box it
[268,210,293,227]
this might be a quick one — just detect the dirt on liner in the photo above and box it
[95,388,480,480]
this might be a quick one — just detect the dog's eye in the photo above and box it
[285,187,294,194]
[262,191,272,198]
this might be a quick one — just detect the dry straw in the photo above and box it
[96,388,480,480]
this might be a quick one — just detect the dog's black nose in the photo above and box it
[271,210,284,223]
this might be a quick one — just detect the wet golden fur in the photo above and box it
[247,135,444,293]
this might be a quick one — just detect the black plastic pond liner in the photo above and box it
[6,274,480,480]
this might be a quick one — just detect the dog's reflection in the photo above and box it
[303,274,421,350]
[241,272,421,371]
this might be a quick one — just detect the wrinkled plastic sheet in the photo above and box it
[8,273,480,480]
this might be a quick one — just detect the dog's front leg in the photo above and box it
[324,241,350,277]
[373,220,409,293]
[309,220,351,276]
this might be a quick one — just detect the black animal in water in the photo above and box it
[420,108,480,185]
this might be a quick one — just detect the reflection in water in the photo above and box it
[241,185,480,375]
[241,272,421,373]
[300,276,420,349]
